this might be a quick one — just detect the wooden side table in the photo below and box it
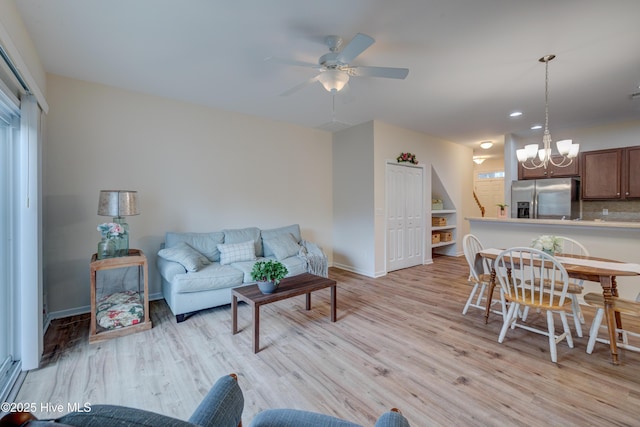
[89,249,152,343]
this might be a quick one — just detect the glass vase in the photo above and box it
[113,218,130,257]
[97,238,116,259]
[113,235,129,257]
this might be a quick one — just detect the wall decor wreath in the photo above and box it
[397,152,418,164]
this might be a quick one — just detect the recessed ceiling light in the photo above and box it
[480,141,493,149]
[509,111,523,117]
[531,124,542,130]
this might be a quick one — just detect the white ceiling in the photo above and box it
[14,0,640,158]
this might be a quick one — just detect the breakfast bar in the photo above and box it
[466,217,640,300]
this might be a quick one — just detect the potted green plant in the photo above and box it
[251,260,289,294]
[496,203,508,218]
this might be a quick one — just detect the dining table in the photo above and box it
[479,248,640,365]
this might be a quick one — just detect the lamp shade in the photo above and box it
[317,70,349,93]
[98,190,140,217]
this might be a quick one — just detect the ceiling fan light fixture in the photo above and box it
[317,70,349,93]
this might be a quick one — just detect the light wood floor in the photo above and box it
[17,256,640,426]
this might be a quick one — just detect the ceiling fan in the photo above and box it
[274,33,409,96]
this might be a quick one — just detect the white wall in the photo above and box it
[332,120,475,277]
[332,122,375,276]
[374,122,474,268]
[44,74,333,316]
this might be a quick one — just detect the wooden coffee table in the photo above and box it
[231,273,337,353]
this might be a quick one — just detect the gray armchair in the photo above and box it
[0,374,243,427]
[249,408,410,427]
[1,374,410,427]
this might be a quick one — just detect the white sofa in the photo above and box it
[157,224,328,322]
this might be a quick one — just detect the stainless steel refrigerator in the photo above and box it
[511,177,580,219]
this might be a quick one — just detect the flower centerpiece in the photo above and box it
[397,152,418,165]
[97,222,126,259]
[251,260,288,294]
[531,235,562,255]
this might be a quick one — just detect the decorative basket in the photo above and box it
[439,231,453,242]
[432,217,447,227]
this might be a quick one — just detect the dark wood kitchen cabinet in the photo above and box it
[625,146,640,198]
[518,154,579,180]
[581,146,640,200]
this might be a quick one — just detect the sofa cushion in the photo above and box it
[172,263,244,293]
[231,258,266,283]
[276,255,307,277]
[261,224,301,257]
[96,291,144,330]
[158,242,211,272]
[165,231,225,262]
[224,227,263,257]
[218,240,257,265]
[263,233,301,261]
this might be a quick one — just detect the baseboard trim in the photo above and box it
[332,263,375,278]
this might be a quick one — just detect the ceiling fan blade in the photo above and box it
[264,56,319,68]
[336,33,375,63]
[349,65,409,79]
[280,75,320,96]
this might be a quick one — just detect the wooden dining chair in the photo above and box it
[495,247,574,363]
[462,234,506,319]
[585,291,640,354]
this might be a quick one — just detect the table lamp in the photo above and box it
[97,190,140,256]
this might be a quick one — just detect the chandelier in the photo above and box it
[516,55,579,169]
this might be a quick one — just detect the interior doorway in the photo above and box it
[474,170,505,218]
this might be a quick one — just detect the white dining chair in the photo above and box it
[555,236,589,336]
[496,247,574,363]
[522,236,588,337]
[585,291,640,354]
[462,234,506,319]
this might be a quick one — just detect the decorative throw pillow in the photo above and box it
[223,227,262,257]
[217,240,257,265]
[261,224,301,257]
[263,233,301,261]
[158,241,211,272]
[165,231,225,262]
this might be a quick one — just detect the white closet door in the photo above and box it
[386,163,424,272]
[404,166,423,266]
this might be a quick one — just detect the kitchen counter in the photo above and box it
[466,217,640,230]
[466,216,640,300]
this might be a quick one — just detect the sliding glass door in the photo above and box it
[0,89,20,402]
